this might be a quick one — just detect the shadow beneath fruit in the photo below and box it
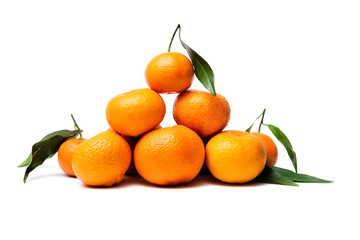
[27,172,66,182]
[79,175,155,189]
[116,175,157,188]
[190,174,266,188]
[86,174,266,189]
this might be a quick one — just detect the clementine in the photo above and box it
[58,138,86,177]
[173,90,231,137]
[134,125,205,186]
[251,132,278,166]
[106,88,166,137]
[206,130,266,183]
[145,52,194,93]
[72,130,131,187]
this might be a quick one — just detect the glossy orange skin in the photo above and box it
[206,131,266,184]
[145,52,194,93]
[108,125,162,175]
[134,125,205,186]
[106,88,166,137]
[173,90,231,137]
[58,138,87,177]
[251,132,278,166]
[72,130,131,187]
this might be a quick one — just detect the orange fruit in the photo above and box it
[145,52,194,93]
[106,88,166,137]
[107,127,137,175]
[134,125,205,186]
[121,125,162,175]
[251,132,278,166]
[107,125,162,175]
[72,130,131,187]
[173,90,231,137]
[206,130,266,184]
[58,138,86,177]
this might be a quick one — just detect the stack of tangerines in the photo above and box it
[57,52,278,187]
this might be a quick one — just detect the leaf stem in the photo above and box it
[168,24,181,52]
[245,109,265,132]
[258,108,266,132]
[71,114,83,139]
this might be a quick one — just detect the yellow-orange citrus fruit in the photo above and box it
[145,52,194,93]
[58,138,86,177]
[134,125,205,186]
[251,132,278,166]
[106,88,166,137]
[173,90,231,137]
[72,130,131,187]
[206,130,266,184]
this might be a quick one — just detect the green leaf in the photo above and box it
[168,24,216,96]
[245,123,255,133]
[245,109,266,133]
[255,166,333,186]
[272,166,333,183]
[18,153,33,168]
[23,130,79,183]
[180,40,216,96]
[264,124,298,173]
[18,130,73,167]
[255,165,299,186]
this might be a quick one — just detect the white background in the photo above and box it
[1,1,359,239]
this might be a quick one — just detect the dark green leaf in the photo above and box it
[23,130,79,183]
[18,130,73,167]
[168,24,216,96]
[264,124,298,172]
[180,40,216,96]
[272,166,333,183]
[255,165,299,186]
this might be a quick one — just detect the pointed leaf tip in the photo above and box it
[256,165,299,186]
[21,130,79,183]
[180,40,216,96]
[272,166,333,183]
[168,24,216,96]
[264,124,298,172]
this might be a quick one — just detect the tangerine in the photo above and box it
[106,88,166,137]
[173,90,231,137]
[145,52,194,93]
[72,130,131,187]
[251,132,278,166]
[58,138,86,177]
[206,130,266,183]
[134,125,205,186]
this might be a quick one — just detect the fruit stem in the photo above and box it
[71,114,83,139]
[168,24,181,52]
[258,109,266,132]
